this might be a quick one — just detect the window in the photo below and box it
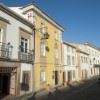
[40,42,45,56]
[54,48,58,59]
[81,56,83,63]
[73,70,75,78]
[72,56,75,65]
[20,37,28,53]
[27,12,36,25]
[22,71,30,85]
[54,32,58,40]
[21,71,30,91]
[67,55,71,65]
[0,28,3,42]
[67,46,70,52]
[40,71,46,82]
[40,22,45,34]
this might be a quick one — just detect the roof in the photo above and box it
[63,41,76,49]
[77,49,89,55]
[0,3,35,29]
[84,42,100,51]
[20,3,64,32]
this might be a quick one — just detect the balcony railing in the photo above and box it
[0,42,13,59]
[19,47,34,63]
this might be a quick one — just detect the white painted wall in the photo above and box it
[20,63,33,94]
[0,10,34,59]
[62,43,77,81]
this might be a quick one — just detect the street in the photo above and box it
[62,78,100,100]
[28,77,100,100]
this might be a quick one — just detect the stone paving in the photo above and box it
[28,77,99,100]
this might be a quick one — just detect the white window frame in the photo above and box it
[40,71,46,82]
[40,43,46,56]
[67,55,71,65]
[40,22,45,34]
[20,37,29,53]
[55,48,58,59]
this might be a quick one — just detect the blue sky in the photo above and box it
[0,0,100,47]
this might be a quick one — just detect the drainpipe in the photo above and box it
[32,26,35,93]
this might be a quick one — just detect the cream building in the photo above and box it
[84,43,100,77]
[62,42,77,84]
[76,49,89,80]
[71,42,100,79]
[0,3,35,96]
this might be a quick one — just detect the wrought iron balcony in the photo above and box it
[0,42,13,59]
[41,32,49,40]
[19,47,34,63]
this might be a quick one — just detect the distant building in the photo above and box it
[62,42,77,84]
[70,42,100,80]
[76,48,89,80]
[84,43,100,76]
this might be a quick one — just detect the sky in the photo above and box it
[0,0,100,47]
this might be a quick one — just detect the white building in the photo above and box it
[62,42,77,84]
[0,3,35,96]
[71,42,100,79]
[84,43,100,77]
[76,49,89,80]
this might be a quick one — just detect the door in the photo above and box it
[67,71,72,83]
[63,72,66,83]
[55,71,58,85]
[0,73,10,95]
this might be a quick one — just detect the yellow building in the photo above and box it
[10,3,64,91]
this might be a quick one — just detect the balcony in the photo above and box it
[41,32,49,40]
[19,47,34,63]
[0,42,13,59]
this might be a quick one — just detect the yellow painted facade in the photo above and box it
[34,14,64,91]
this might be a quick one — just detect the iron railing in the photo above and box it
[0,42,13,59]
[19,47,34,63]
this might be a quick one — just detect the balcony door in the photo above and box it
[20,37,28,53]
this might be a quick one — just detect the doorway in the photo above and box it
[55,71,58,85]
[0,73,10,95]
[63,72,66,83]
[67,71,72,83]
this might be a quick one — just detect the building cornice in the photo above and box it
[77,49,89,55]
[63,41,76,49]
[0,16,10,24]
[84,43,100,51]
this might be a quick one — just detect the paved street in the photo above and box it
[61,78,100,100]
[28,77,100,100]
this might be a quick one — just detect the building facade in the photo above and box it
[84,43,100,77]
[62,42,77,84]
[76,49,89,80]
[70,43,100,80]
[10,4,64,91]
[0,4,35,96]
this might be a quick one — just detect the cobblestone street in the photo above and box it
[28,77,100,100]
